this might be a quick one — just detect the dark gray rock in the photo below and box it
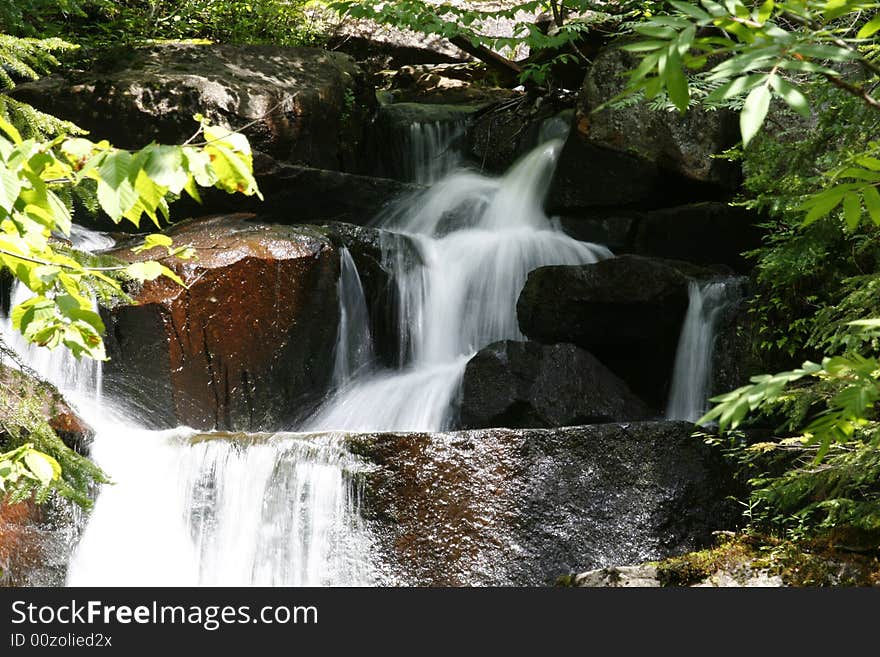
[631,203,761,272]
[459,340,651,429]
[467,98,575,174]
[561,202,762,272]
[77,153,423,234]
[11,44,376,171]
[516,255,724,405]
[546,46,740,211]
[348,421,739,586]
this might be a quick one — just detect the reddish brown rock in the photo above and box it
[102,214,340,430]
[0,499,43,586]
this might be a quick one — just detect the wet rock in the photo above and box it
[560,202,762,272]
[12,44,376,171]
[516,255,724,405]
[631,203,761,272]
[316,222,420,368]
[546,47,740,211]
[101,214,340,430]
[459,340,651,429]
[572,564,661,587]
[366,103,474,183]
[571,563,784,587]
[379,66,519,106]
[467,99,576,174]
[78,152,422,234]
[348,421,738,586]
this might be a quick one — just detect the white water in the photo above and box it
[3,137,612,586]
[403,120,466,184]
[304,139,612,432]
[67,428,378,586]
[331,248,375,387]
[666,279,737,422]
[0,228,378,586]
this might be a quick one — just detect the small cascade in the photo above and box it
[331,248,374,386]
[67,431,379,586]
[304,139,611,433]
[405,120,466,184]
[666,279,741,422]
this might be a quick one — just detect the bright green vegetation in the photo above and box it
[616,0,880,557]
[0,2,264,504]
[0,359,107,508]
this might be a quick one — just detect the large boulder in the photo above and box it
[101,214,340,430]
[459,340,651,429]
[546,47,740,211]
[11,44,376,172]
[560,202,762,272]
[348,421,739,586]
[516,255,723,405]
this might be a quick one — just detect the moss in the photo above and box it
[0,359,108,509]
[655,532,880,586]
[655,533,759,586]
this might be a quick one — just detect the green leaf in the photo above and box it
[124,261,185,286]
[768,76,811,119]
[856,14,880,39]
[23,450,60,486]
[0,166,21,213]
[843,192,861,231]
[740,82,771,147]
[131,233,173,254]
[96,150,133,190]
[862,185,880,225]
[666,45,690,112]
[670,0,712,21]
[143,145,188,194]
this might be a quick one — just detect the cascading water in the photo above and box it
[4,133,613,587]
[304,139,612,432]
[407,120,467,183]
[67,431,379,586]
[1,228,378,586]
[331,248,375,387]
[666,279,740,422]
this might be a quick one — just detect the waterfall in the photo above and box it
[67,431,379,586]
[4,133,613,587]
[666,279,739,422]
[304,139,612,432]
[405,120,466,184]
[331,248,374,386]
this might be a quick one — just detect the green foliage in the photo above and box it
[702,353,880,460]
[0,442,61,497]
[0,114,260,360]
[619,0,879,133]
[734,81,880,364]
[0,364,108,508]
[329,1,640,85]
[71,0,319,49]
[0,34,84,139]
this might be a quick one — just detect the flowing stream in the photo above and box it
[303,139,611,432]
[3,134,612,586]
[666,279,742,422]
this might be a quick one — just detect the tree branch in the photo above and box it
[449,35,522,84]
